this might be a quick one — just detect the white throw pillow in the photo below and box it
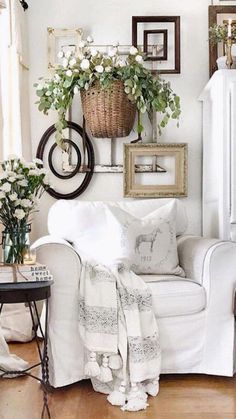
[105,200,185,276]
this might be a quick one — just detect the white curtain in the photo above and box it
[0,0,32,160]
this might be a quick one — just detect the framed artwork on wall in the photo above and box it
[47,27,83,69]
[209,5,236,76]
[132,16,181,74]
[123,143,188,198]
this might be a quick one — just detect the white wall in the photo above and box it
[28,0,210,240]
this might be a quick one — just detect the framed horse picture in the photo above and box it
[123,143,188,198]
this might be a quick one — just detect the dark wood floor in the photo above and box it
[0,341,236,419]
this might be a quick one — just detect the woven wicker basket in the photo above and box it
[80,80,136,138]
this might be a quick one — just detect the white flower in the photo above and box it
[14,209,25,220]
[57,51,64,59]
[117,59,126,68]
[78,52,84,60]
[62,58,69,68]
[130,46,138,55]
[90,48,98,57]
[86,35,93,43]
[54,74,61,82]
[66,69,73,77]
[14,199,20,206]
[0,191,6,199]
[135,54,143,63]
[18,179,28,187]
[79,40,86,48]
[20,199,32,208]
[74,86,79,95]
[80,59,90,70]
[108,48,117,57]
[28,169,39,176]
[24,162,36,169]
[43,175,50,185]
[46,90,52,96]
[0,182,11,193]
[69,58,77,66]
[33,158,43,166]
[8,176,16,183]
[95,65,104,73]
[38,168,48,175]
[65,50,72,59]
[36,84,44,91]
[9,192,17,201]
[105,66,112,73]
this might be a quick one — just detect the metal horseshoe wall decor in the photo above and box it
[36,120,95,199]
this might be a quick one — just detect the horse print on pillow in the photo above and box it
[135,228,162,254]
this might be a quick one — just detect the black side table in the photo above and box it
[0,280,53,419]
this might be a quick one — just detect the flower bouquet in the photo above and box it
[0,156,49,264]
[35,36,181,144]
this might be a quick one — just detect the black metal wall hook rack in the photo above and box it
[19,0,28,11]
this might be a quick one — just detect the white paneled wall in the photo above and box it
[28,0,210,240]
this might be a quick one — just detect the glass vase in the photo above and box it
[2,224,31,265]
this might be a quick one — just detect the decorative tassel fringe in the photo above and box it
[121,399,149,411]
[108,354,122,370]
[145,378,160,397]
[121,382,149,411]
[107,381,126,406]
[84,352,100,378]
[98,355,113,383]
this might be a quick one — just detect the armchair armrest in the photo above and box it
[177,235,219,283]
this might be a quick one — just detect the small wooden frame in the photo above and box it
[47,27,83,69]
[143,29,168,61]
[132,16,181,74]
[209,5,236,76]
[124,143,188,198]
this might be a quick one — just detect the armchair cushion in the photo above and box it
[144,277,206,317]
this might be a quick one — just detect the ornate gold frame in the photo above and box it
[123,143,188,198]
[47,27,83,69]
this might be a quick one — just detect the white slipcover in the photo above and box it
[31,199,236,387]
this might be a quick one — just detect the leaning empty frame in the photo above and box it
[124,143,188,198]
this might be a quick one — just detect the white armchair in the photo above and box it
[32,199,236,388]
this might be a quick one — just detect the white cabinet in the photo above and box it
[200,70,236,240]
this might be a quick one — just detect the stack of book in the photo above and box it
[0,263,53,283]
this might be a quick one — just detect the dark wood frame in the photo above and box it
[132,16,181,74]
[143,29,168,61]
[209,5,236,76]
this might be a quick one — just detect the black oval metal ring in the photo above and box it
[48,139,81,180]
[36,121,95,200]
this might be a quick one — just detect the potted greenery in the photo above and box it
[209,24,236,69]
[35,37,181,145]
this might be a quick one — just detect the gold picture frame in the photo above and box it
[47,27,83,69]
[124,143,188,198]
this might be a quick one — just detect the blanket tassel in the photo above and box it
[108,354,122,370]
[98,355,113,383]
[84,352,100,378]
[107,381,126,406]
[121,382,148,412]
[145,378,160,396]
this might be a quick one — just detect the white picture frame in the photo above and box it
[47,27,83,70]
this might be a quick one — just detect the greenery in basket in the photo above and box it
[0,156,49,263]
[209,23,236,45]
[35,37,181,145]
